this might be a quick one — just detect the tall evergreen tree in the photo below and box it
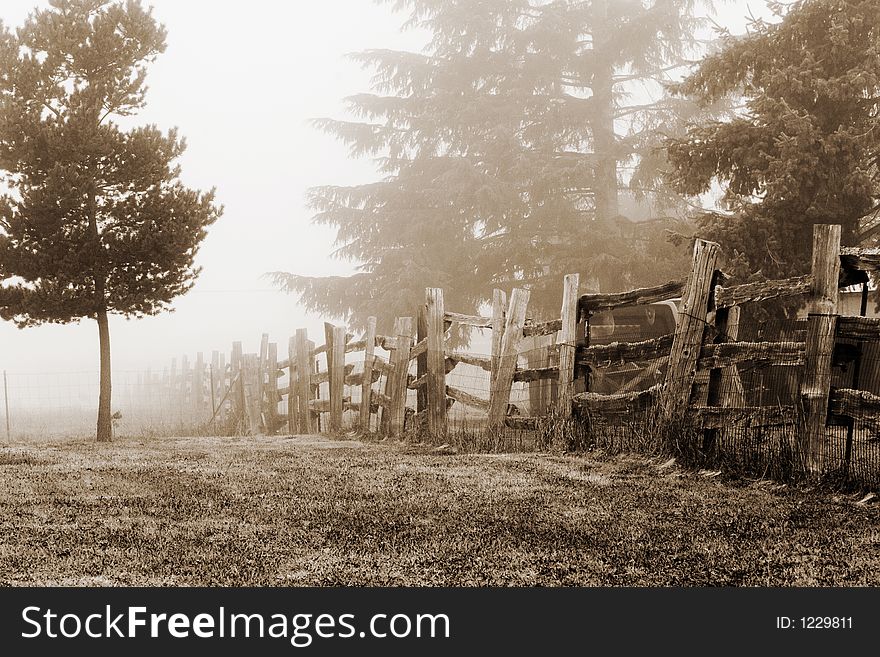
[0,0,221,441]
[665,0,880,282]
[272,0,709,330]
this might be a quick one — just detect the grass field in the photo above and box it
[1,435,878,586]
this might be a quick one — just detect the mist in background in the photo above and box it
[0,0,768,377]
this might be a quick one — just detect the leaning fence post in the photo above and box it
[490,289,506,385]
[556,274,580,416]
[661,239,720,417]
[390,317,414,437]
[267,342,278,431]
[329,325,346,432]
[360,317,377,433]
[426,288,447,437]
[799,224,841,474]
[292,329,313,434]
[488,289,530,428]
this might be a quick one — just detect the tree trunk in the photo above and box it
[96,307,113,442]
[592,0,619,225]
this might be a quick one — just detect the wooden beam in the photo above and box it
[523,319,563,338]
[329,325,346,432]
[572,384,661,414]
[579,280,685,315]
[491,289,506,384]
[829,387,880,419]
[836,316,880,341]
[578,334,674,368]
[696,341,806,370]
[444,311,492,328]
[661,240,720,416]
[714,275,813,309]
[445,351,492,371]
[426,288,447,437]
[557,274,579,415]
[293,329,313,434]
[514,366,559,383]
[799,224,842,473]
[488,289,530,428]
[388,317,414,437]
[446,385,490,412]
[360,317,377,433]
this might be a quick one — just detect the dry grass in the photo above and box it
[0,435,878,586]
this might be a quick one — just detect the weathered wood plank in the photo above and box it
[572,384,661,414]
[426,288,448,437]
[514,367,559,383]
[523,319,563,338]
[829,387,880,419]
[387,317,414,437]
[311,362,354,386]
[345,339,366,354]
[445,311,492,328]
[557,273,579,415]
[445,351,492,371]
[360,317,377,433]
[661,240,720,416]
[696,341,806,370]
[578,334,674,368]
[488,289,530,427]
[579,280,685,315]
[714,275,813,309]
[837,316,880,341]
[345,368,381,388]
[409,337,428,360]
[491,289,506,384]
[840,247,880,273]
[446,385,490,412]
[799,224,841,473]
[329,325,347,431]
[309,396,351,413]
[292,329,313,434]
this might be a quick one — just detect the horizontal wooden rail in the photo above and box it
[696,341,806,370]
[837,316,880,341]
[444,311,491,328]
[579,280,684,314]
[578,335,674,368]
[693,405,798,429]
[714,275,812,309]
[513,366,558,383]
[572,384,661,414]
[840,247,880,273]
[446,385,490,412]
[446,351,491,371]
[829,388,880,419]
[523,319,562,338]
[410,338,428,360]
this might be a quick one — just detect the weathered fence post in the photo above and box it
[527,346,549,416]
[329,325,346,432]
[557,274,580,415]
[661,239,720,416]
[490,289,506,384]
[488,289,530,428]
[267,342,278,431]
[194,352,205,413]
[388,317,412,437]
[799,224,841,474]
[258,333,269,424]
[231,341,243,433]
[426,288,447,437]
[360,317,377,433]
[703,300,735,451]
[417,304,428,415]
[291,329,313,434]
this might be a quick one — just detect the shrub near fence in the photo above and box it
[133,223,880,487]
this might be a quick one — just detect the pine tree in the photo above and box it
[665,0,880,282]
[272,0,709,331]
[0,0,221,441]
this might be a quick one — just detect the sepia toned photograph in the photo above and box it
[1,0,878,605]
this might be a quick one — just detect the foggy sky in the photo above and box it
[0,0,770,376]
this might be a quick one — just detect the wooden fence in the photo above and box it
[145,223,880,478]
